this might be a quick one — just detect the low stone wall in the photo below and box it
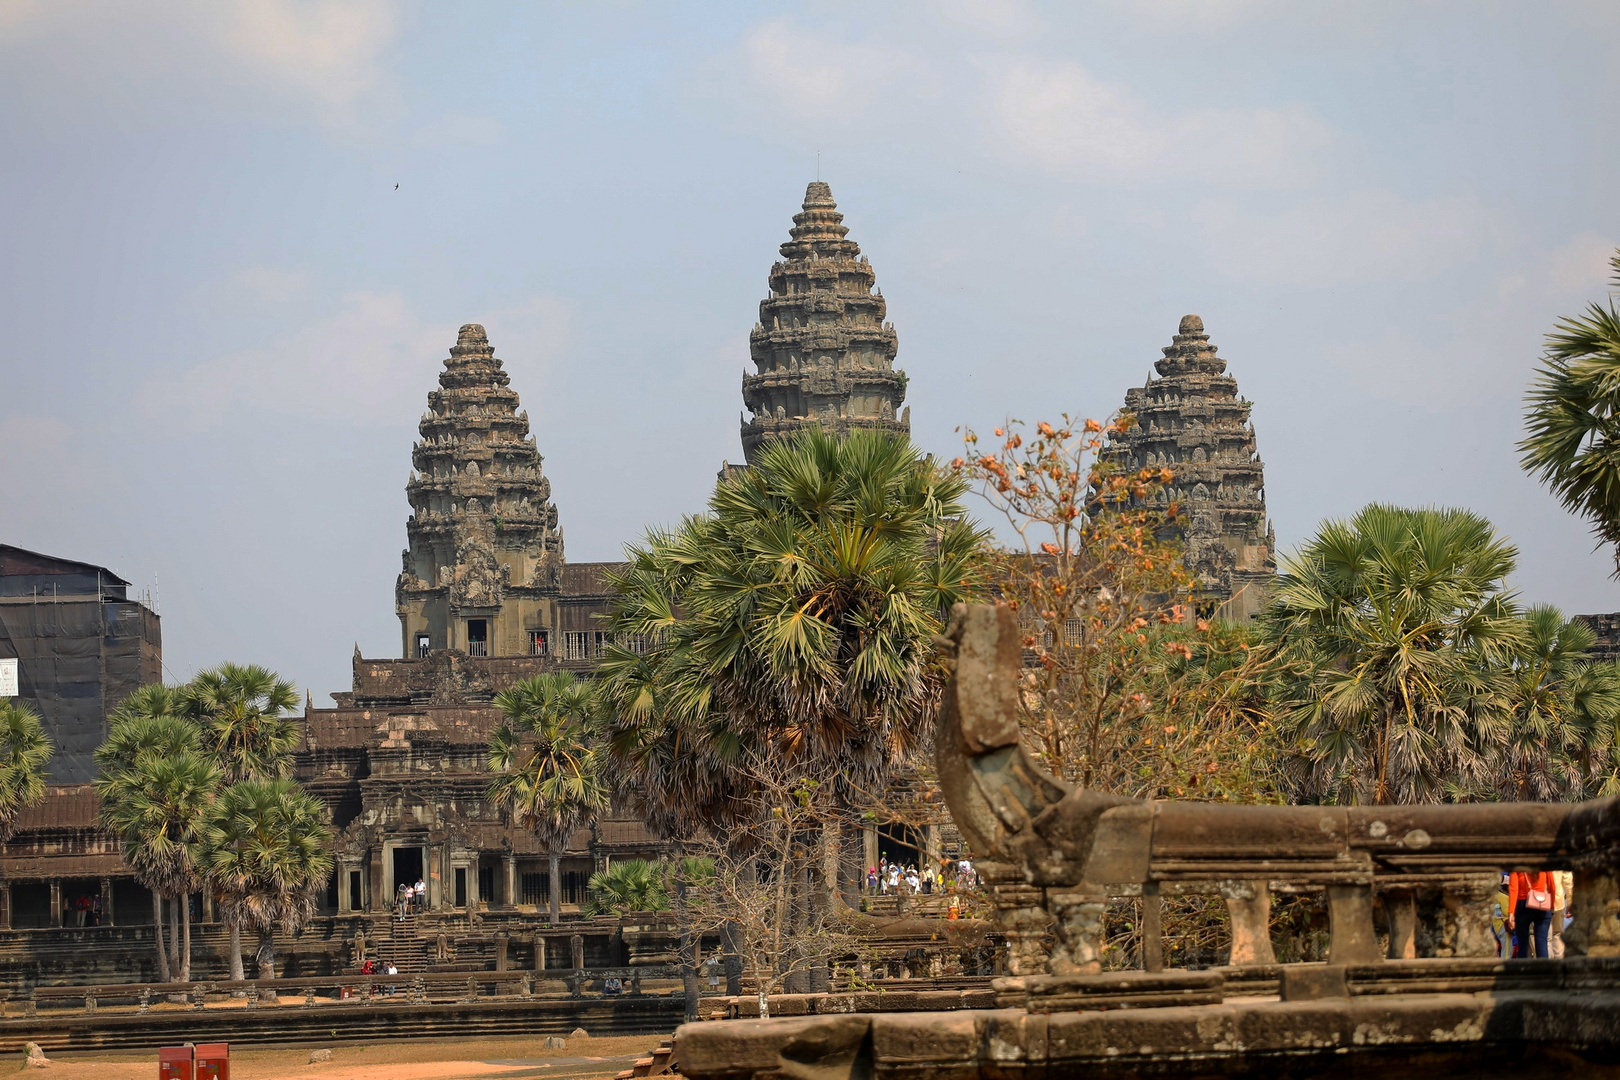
[675,993,1620,1079]
[0,994,683,1054]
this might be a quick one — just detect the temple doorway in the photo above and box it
[392,846,424,900]
[876,823,923,867]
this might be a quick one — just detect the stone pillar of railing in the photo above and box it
[84,992,96,1014]
[1383,890,1418,959]
[1220,880,1275,965]
[245,983,259,1009]
[1141,882,1164,972]
[570,933,585,971]
[461,976,477,1003]
[977,860,1053,976]
[1327,885,1382,964]
[535,934,547,972]
[1563,869,1620,957]
[138,988,150,1013]
[1047,887,1107,974]
[48,880,62,928]
[1437,874,1500,957]
[496,933,509,972]
[100,878,114,926]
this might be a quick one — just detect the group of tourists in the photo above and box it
[67,893,103,927]
[1493,870,1575,959]
[863,856,978,897]
[395,878,427,919]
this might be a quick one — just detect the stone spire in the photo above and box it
[740,181,910,464]
[1109,315,1275,620]
[397,324,562,649]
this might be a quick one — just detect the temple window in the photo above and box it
[416,634,430,658]
[563,631,608,661]
[528,630,549,657]
[467,619,489,657]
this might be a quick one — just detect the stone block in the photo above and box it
[1280,964,1348,1001]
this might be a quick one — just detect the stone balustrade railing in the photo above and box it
[939,605,1620,978]
[9,964,682,1018]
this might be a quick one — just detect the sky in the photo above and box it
[2,0,1618,704]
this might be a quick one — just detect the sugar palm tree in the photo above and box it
[97,748,219,983]
[0,701,52,846]
[585,859,669,915]
[181,663,299,977]
[598,426,988,835]
[183,664,300,783]
[1520,248,1620,573]
[488,672,611,922]
[1498,605,1620,800]
[200,778,333,990]
[1259,504,1527,805]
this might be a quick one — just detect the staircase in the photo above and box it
[613,1038,676,1079]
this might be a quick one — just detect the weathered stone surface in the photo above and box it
[1105,314,1274,620]
[740,182,909,465]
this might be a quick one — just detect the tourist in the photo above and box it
[414,877,427,913]
[1491,874,1511,958]
[921,865,934,895]
[396,883,411,920]
[385,960,398,994]
[1507,869,1557,958]
[1550,870,1574,958]
[866,866,877,893]
[905,866,920,894]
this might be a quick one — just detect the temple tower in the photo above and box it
[1110,315,1275,620]
[740,181,910,464]
[396,324,564,658]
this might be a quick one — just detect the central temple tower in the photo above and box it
[740,182,910,464]
[396,324,564,659]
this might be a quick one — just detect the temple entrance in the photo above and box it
[876,823,923,867]
[391,846,424,902]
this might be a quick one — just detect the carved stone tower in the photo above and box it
[397,324,564,658]
[1110,315,1275,620]
[740,181,910,464]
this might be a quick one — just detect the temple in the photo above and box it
[1107,314,1275,620]
[739,182,910,464]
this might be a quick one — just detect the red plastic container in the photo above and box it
[159,1046,194,1080]
[194,1042,228,1080]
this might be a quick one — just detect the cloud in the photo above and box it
[133,291,573,432]
[985,58,1331,185]
[740,16,945,124]
[1320,232,1618,410]
[1196,190,1500,287]
[0,0,398,123]
[1105,0,1289,31]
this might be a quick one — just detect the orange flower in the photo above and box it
[1084,418,1102,432]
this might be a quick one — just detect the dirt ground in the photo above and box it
[17,1033,672,1080]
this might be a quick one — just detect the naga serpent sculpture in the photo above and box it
[935,604,1620,975]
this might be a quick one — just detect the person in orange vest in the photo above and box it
[1506,870,1556,959]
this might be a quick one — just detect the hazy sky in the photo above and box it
[2,1,1617,703]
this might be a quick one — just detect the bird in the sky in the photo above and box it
[394,183,400,190]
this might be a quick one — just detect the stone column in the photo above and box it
[1438,874,1500,958]
[863,829,878,882]
[1141,882,1163,973]
[1565,869,1620,957]
[1047,887,1107,975]
[534,935,547,972]
[1384,891,1417,959]
[0,882,11,930]
[978,860,1053,976]
[570,933,585,971]
[100,878,115,927]
[49,880,62,928]
[368,848,384,914]
[495,933,509,972]
[504,854,518,909]
[1327,884,1381,965]
[337,866,352,914]
[1220,880,1275,965]
[201,889,214,925]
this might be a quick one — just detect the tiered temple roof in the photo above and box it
[740,182,910,464]
[1110,315,1275,620]
[398,324,562,627]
